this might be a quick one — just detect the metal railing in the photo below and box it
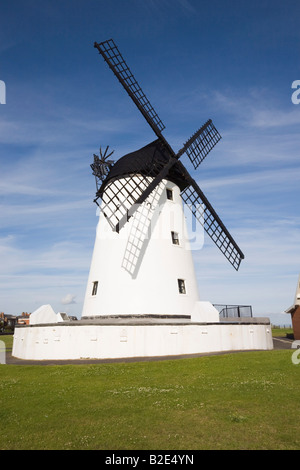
[213,304,253,319]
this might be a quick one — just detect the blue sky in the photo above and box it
[1,0,300,325]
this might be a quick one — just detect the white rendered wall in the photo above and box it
[82,178,202,319]
[12,321,273,361]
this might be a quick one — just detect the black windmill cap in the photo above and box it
[102,140,189,192]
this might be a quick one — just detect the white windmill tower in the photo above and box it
[81,39,244,322]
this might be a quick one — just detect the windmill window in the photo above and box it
[92,281,98,296]
[166,188,173,200]
[178,279,186,294]
[171,231,180,245]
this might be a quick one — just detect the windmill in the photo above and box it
[13,41,274,363]
[81,39,244,320]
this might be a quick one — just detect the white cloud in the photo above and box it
[193,212,300,316]
[61,293,76,305]
[0,242,91,322]
[177,0,196,13]
[211,88,300,130]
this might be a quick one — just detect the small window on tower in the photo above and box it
[166,188,173,200]
[178,279,186,294]
[171,231,180,245]
[92,281,98,296]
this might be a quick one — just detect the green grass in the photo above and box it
[1,332,300,450]
[271,327,293,337]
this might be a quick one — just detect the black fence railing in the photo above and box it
[213,304,253,319]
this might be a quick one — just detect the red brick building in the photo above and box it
[286,275,300,340]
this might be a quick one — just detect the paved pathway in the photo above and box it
[272,336,294,349]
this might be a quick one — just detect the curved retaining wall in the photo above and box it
[12,319,273,361]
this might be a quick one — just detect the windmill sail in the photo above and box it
[177,119,222,169]
[94,39,165,138]
[181,180,244,271]
[114,155,178,232]
[94,39,244,269]
[94,140,175,232]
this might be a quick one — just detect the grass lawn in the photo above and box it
[0,331,299,450]
[271,327,293,337]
